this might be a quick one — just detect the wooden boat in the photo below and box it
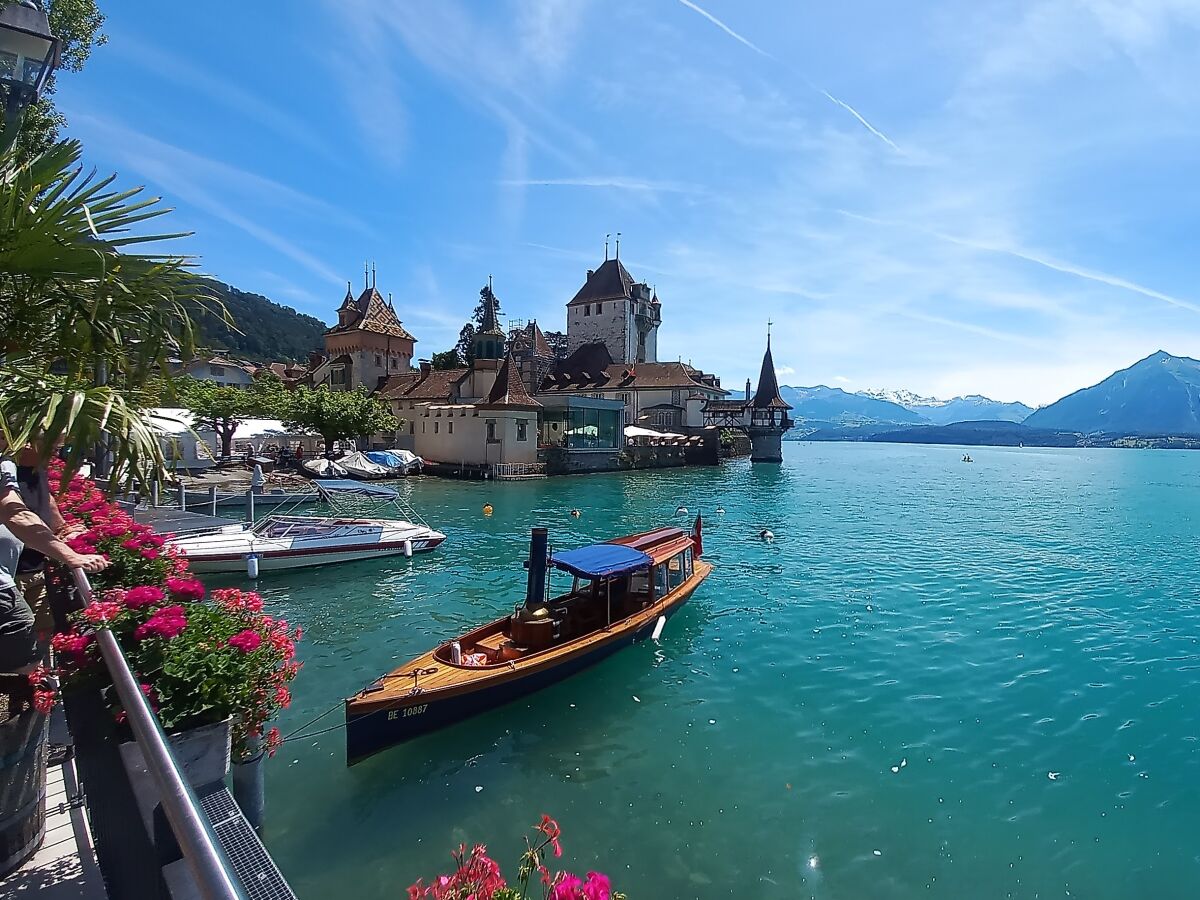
[345,519,711,763]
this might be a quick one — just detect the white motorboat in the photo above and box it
[363,449,423,476]
[337,451,392,480]
[167,480,446,575]
[303,458,349,479]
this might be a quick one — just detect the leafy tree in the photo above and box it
[174,375,289,459]
[0,139,211,487]
[17,0,107,158]
[283,386,398,456]
[430,349,461,371]
[450,282,502,366]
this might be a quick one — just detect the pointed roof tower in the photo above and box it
[473,278,506,360]
[751,332,791,409]
[481,352,541,409]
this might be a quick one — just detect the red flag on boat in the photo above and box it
[692,511,703,558]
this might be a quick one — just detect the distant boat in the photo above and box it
[303,458,348,479]
[166,480,445,575]
[339,450,423,480]
[344,518,710,763]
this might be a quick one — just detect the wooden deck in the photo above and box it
[2,754,106,898]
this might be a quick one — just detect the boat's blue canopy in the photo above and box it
[364,450,404,467]
[550,543,653,579]
[315,479,399,499]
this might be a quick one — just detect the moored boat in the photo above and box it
[166,480,445,575]
[344,518,711,764]
[302,457,349,479]
[338,451,392,480]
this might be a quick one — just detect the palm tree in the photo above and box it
[0,139,219,487]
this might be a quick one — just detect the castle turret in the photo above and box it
[746,332,792,462]
[565,244,660,364]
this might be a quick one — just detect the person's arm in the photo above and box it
[0,486,109,573]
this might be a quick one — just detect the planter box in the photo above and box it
[118,717,231,842]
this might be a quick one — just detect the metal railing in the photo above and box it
[70,568,250,900]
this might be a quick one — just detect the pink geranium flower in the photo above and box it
[81,600,123,624]
[165,577,205,601]
[228,629,262,653]
[123,585,165,609]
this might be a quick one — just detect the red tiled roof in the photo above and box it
[481,353,540,409]
[537,342,728,395]
[378,368,469,403]
[327,286,417,341]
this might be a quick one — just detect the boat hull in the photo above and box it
[344,562,708,764]
[181,535,446,574]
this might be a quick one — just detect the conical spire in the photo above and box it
[751,331,791,409]
[482,352,540,408]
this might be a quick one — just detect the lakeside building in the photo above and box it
[309,268,417,391]
[169,355,257,388]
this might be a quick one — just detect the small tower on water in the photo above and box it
[746,328,793,462]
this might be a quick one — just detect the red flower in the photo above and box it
[274,685,291,709]
[265,727,282,758]
[121,538,142,551]
[165,577,205,601]
[81,600,124,624]
[123,585,165,609]
[228,629,262,653]
[51,629,93,663]
[550,873,584,900]
[32,689,56,714]
[582,872,611,900]
[539,814,563,858]
[134,605,187,640]
[141,548,161,561]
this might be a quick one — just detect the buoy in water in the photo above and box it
[482,503,493,517]
[246,552,260,578]
[676,506,688,516]
[715,506,725,515]
[759,529,775,543]
[570,508,581,518]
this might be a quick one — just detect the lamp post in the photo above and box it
[0,0,59,151]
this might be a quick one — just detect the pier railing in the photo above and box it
[48,569,295,900]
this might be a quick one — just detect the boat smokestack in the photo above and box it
[525,527,549,609]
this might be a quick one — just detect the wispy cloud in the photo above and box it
[70,113,349,287]
[501,176,701,195]
[672,0,901,152]
[840,210,1200,315]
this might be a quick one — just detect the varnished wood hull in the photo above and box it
[345,560,710,764]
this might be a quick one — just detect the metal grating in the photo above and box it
[198,787,297,900]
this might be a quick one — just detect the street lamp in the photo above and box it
[0,0,59,148]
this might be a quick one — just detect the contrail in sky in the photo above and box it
[673,0,900,152]
[841,210,1200,315]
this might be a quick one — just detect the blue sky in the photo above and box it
[56,0,1200,406]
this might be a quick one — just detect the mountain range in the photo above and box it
[858,389,1034,425]
[1025,351,1200,435]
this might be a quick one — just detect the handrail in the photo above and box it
[70,568,250,900]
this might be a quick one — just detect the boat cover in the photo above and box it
[364,449,422,469]
[550,543,653,579]
[315,479,400,499]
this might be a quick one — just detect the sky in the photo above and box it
[54,0,1200,407]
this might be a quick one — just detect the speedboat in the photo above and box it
[345,517,710,763]
[303,458,349,479]
[167,480,445,575]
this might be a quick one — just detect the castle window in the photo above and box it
[391,357,398,369]
[448,421,454,434]
[330,367,346,386]
[375,354,382,366]
[409,421,414,435]
[584,304,591,316]
[517,420,528,442]
[596,303,602,314]
[434,421,439,434]
[486,420,498,443]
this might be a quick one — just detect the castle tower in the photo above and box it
[746,332,792,462]
[323,266,416,390]
[565,244,660,364]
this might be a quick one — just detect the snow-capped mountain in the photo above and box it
[856,389,1033,424]
[858,388,945,408]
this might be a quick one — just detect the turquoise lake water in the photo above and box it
[240,443,1200,899]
